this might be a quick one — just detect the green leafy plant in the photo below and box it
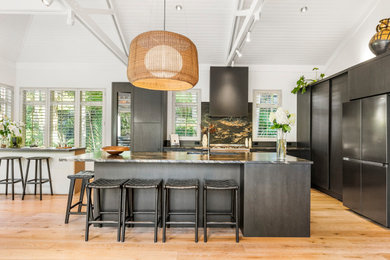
[291,67,325,94]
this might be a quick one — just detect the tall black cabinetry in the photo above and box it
[111,82,167,152]
[297,73,348,200]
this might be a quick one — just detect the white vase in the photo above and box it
[202,134,208,148]
[276,129,287,160]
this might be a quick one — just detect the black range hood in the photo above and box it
[209,66,248,117]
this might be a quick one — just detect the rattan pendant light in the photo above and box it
[127,0,199,91]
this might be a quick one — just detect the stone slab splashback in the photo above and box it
[201,102,252,144]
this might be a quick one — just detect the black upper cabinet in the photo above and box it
[311,81,330,190]
[209,66,248,117]
[348,54,390,100]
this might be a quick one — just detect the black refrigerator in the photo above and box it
[342,94,390,227]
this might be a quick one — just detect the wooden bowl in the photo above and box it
[102,146,129,155]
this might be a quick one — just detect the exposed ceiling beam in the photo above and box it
[106,0,129,57]
[226,0,265,66]
[61,0,128,66]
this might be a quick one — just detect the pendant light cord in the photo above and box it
[163,0,166,31]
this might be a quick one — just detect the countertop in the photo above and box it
[60,151,312,165]
[163,146,310,151]
[0,147,86,152]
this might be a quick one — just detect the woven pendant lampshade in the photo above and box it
[127,30,199,91]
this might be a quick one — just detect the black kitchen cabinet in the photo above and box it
[329,73,348,197]
[111,82,167,152]
[348,54,390,100]
[311,81,330,190]
[296,87,311,151]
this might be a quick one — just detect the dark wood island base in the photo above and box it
[61,152,312,237]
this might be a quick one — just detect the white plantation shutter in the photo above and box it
[50,90,76,147]
[23,89,46,146]
[80,91,104,152]
[0,84,13,119]
[173,90,201,140]
[253,90,281,141]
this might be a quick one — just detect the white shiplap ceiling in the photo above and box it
[0,0,381,65]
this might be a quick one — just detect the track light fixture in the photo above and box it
[41,0,54,7]
[235,49,242,58]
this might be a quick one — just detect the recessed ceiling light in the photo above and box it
[41,0,54,7]
[176,5,183,11]
[300,6,308,13]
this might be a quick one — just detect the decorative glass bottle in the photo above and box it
[276,129,287,160]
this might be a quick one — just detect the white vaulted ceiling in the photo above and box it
[0,0,381,66]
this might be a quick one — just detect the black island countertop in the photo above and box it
[60,151,312,164]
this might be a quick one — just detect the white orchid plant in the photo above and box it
[0,116,24,138]
[269,107,296,133]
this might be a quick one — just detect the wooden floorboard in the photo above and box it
[1,189,390,259]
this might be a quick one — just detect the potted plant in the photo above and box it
[269,108,296,160]
[291,68,325,94]
[0,117,24,148]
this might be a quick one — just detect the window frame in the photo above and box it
[172,89,201,141]
[252,89,282,142]
[0,83,14,119]
[20,88,105,149]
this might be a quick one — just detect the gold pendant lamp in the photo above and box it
[127,0,199,91]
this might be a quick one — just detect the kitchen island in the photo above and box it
[61,151,312,237]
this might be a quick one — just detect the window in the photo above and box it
[80,91,104,152]
[22,89,46,146]
[253,90,281,141]
[0,84,13,119]
[21,88,104,151]
[172,90,201,140]
[50,90,75,147]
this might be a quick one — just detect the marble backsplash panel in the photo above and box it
[201,102,252,144]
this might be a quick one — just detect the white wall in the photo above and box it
[0,57,16,86]
[167,64,322,142]
[15,61,127,146]
[325,0,390,75]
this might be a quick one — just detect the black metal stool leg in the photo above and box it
[203,187,207,242]
[18,158,24,191]
[39,159,43,200]
[195,187,199,243]
[22,160,30,200]
[166,188,170,228]
[117,187,123,242]
[159,186,163,228]
[46,158,53,195]
[163,187,167,243]
[235,189,239,243]
[154,186,158,243]
[78,179,86,212]
[34,160,38,196]
[65,179,76,224]
[121,187,127,242]
[85,186,92,241]
[11,159,15,200]
[5,159,9,196]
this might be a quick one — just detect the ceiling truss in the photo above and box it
[226,0,265,66]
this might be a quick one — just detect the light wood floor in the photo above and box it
[1,190,390,259]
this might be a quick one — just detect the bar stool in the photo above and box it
[121,178,162,242]
[163,178,199,243]
[203,179,239,243]
[85,178,127,242]
[22,156,53,200]
[0,156,24,200]
[65,170,94,224]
